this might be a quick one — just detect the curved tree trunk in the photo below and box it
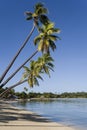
[0,24,35,84]
[0,50,38,88]
[0,79,27,98]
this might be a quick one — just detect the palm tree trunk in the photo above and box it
[0,24,35,84]
[0,79,27,98]
[0,50,38,88]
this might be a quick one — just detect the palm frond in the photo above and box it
[26,16,32,20]
[25,12,33,20]
[25,12,32,16]
[47,62,54,68]
[22,72,29,79]
[34,2,48,14]
[49,40,56,51]
[47,22,54,29]
[37,75,43,80]
[38,39,44,51]
[28,77,33,88]
[45,54,54,61]
[36,7,48,15]
[47,28,60,34]
[33,77,39,86]
[49,35,61,40]
[39,15,49,25]
[52,28,61,33]
[38,27,44,33]
[47,66,54,72]
[43,66,50,77]
[23,66,30,73]
[34,35,41,45]
[48,35,58,41]
[34,2,44,10]
[30,60,36,70]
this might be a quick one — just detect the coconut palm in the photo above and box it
[0,3,60,98]
[34,22,60,53]
[0,2,49,84]
[0,23,58,88]
[0,50,38,88]
[25,2,49,26]
[23,60,43,87]
[0,51,54,98]
[36,54,54,76]
[0,52,54,98]
[22,53,54,87]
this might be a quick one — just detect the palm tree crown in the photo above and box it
[22,54,54,87]
[36,54,54,76]
[34,22,60,53]
[23,61,43,87]
[25,2,49,26]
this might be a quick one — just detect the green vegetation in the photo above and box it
[1,88,87,99]
[0,2,60,98]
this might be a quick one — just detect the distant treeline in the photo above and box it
[0,88,87,99]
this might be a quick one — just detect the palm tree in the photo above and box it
[34,22,60,53]
[0,2,49,84]
[36,53,54,77]
[25,2,49,26]
[0,3,60,98]
[0,53,54,98]
[23,60,43,87]
[22,53,54,87]
[0,50,38,88]
[0,22,59,89]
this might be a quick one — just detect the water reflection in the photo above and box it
[12,98,87,130]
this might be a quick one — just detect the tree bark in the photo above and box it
[0,24,35,83]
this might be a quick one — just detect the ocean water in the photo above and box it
[12,98,87,130]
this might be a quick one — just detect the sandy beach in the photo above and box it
[0,100,76,130]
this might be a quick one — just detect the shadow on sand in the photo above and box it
[0,101,51,124]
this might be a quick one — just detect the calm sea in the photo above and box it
[12,98,87,130]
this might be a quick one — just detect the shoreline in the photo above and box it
[0,100,77,130]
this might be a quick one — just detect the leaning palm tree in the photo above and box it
[0,54,54,97]
[0,22,60,88]
[23,53,54,87]
[34,22,61,53]
[0,2,49,84]
[0,50,38,88]
[0,60,41,97]
[0,22,60,89]
[0,3,60,98]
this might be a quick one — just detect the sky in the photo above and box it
[0,0,87,93]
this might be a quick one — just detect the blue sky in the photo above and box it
[0,0,87,93]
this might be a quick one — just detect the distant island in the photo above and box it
[0,88,87,100]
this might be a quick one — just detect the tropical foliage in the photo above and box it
[25,2,49,26]
[0,2,60,98]
[34,22,60,53]
[22,54,54,87]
